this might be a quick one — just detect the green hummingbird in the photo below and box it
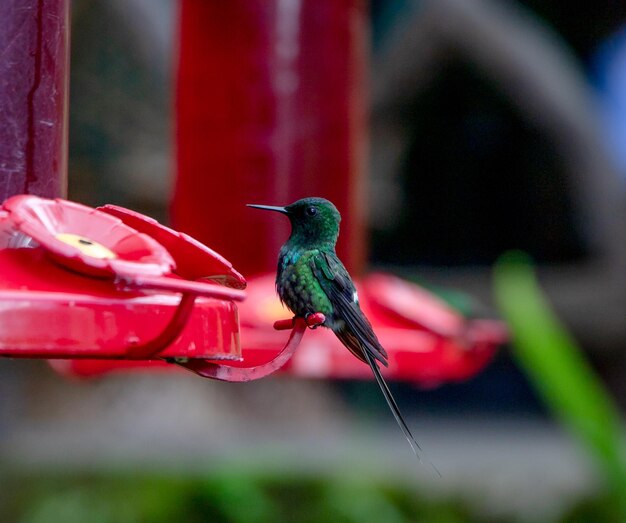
[248,197,426,462]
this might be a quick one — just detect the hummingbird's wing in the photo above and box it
[310,251,388,366]
[310,250,428,465]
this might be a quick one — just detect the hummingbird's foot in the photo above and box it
[304,312,325,329]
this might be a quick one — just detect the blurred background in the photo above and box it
[2,0,626,521]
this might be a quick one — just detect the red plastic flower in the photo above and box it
[99,204,246,289]
[2,195,175,278]
[0,196,246,293]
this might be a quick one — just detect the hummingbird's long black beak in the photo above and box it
[246,204,289,214]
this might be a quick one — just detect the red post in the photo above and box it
[173,0,368,276]
[0,0,70,200]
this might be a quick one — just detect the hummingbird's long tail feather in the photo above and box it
[362,350,442,477]
[362,350,422,458]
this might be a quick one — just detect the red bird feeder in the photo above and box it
[0,195,328,382]
[0,196,243,362]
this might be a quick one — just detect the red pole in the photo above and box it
[0,0,70,200]
[173,0,368,277]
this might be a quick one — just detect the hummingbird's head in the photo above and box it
[247,197,341,247]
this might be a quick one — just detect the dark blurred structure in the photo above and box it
[369,0,626,369]
[68,0,172,220]
[0,0,69,201]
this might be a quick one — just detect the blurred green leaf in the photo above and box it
[494,251,626,517]
[322,480,406,523]
[200,472,278,523]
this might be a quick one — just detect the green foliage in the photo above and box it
[0,471,492,523]
[494,251,626,519]
[0,468,620,523]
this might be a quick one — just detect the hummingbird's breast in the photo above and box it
[276,248,333,319]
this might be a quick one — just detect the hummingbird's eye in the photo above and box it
[305,206,318,217]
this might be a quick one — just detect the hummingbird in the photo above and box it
[248,197,427,464]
